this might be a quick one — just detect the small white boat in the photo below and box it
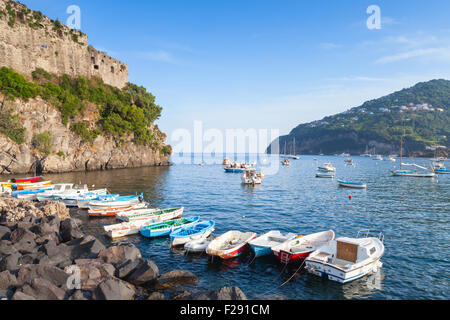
[241,168,263,185]
[318,163,336,173]
[116,207,184,222]
[185,238,212,253]
[36,184,74,201]
[337,179,367,189]
[248,231,297,257]
[206,231,257,259]
[87,193,144,209]
[305,230,385,284]
[373,155,383,161]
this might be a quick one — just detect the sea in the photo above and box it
[5,154,449,300]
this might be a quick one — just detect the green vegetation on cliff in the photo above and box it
[0,66,169,152]
[268,79,450,155]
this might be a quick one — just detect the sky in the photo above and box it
[21,0,450,145]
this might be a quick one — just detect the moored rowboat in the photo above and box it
[248,230,297,258]
[272,230,335,264]
[117,207,184,222]
[11,176,43,183]
[206,231,257,259]
[139,216,199,238]
[88,203,147,217]
[170,220,215,247]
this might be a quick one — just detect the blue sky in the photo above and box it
[22,0,450,142]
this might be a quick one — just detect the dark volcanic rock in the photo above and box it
[11,291,36,300]
[0,252,21,272]
[147,292,165,300]
[0,270,17,290]
[13,238,37,254]
[9,227,36,243]
[0,226,10,240]
[93,277,136,300]
[192,287,248,300]
[60,219,84,242]
[0,240,17,255]
[115,259,141,279]
[16,265,69,287]
[156,270,198,289]
[19,278,66,300]
[98,242,141,267]
[127,260,159,286]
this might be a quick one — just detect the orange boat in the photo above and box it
[16,181,52,191]
[88,206,134,218]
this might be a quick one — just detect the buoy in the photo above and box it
[349,195,352,200]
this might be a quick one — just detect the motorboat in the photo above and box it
[305,230,385,284]
[318,163,336,172]
[241,168,263,185]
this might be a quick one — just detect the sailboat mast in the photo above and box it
[400,130,404,170]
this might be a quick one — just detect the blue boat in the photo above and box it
[12,188,52,197]
[140,216,200,238]
[337,179,367,189]
[248,231,297,258]
[169,220,215,247]
[224,168,244,173]
[435,168,450,174]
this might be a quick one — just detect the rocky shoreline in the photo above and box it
[0,197,247,300]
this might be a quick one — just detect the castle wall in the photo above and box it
[0,0,128,88]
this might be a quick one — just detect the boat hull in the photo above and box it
[170,228,214,247]
[305,259,383,284]
[207,232,257,259]
[249,244,273,258]
[224,168,244,173]
[272,249,313,263]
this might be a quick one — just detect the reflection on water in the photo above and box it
[3,154,449,300]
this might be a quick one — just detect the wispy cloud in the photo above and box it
[136,50,177,63]
[375,47,450,64]
[320,42,342,49]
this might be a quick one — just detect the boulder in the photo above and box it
[127,260,159,286]
[16,265,69,287]
[0,226,10,240]
[147,292,165,300]
[156,270,198,289]
[69,236,106,260]
[60,219,84,242]
[98,242,141,267]
[13,238,37,254]
[11,291,36,300]
[115,259,141,279]
[9,227,36,243]
[93,277,136,300]
[0,270,17,290]
[193,287,247,300]
[0,240,17,255]
[68,290,92,300]
[19,278,66,300]
[30,223,57,237]
[0,252,21,272]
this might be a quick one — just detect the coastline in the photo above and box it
[0,196,246,300]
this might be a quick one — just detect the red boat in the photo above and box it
[272,230,335,264]
[11,176,43,183]
[206,231,257,259]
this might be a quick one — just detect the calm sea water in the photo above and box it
[8,154,449,300]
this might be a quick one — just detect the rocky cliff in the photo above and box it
[0,93,170,175]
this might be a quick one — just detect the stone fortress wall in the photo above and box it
[0,0,128,88]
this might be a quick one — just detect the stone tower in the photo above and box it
[0,0,128,88]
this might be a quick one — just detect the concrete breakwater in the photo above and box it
[0,197,247,300]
